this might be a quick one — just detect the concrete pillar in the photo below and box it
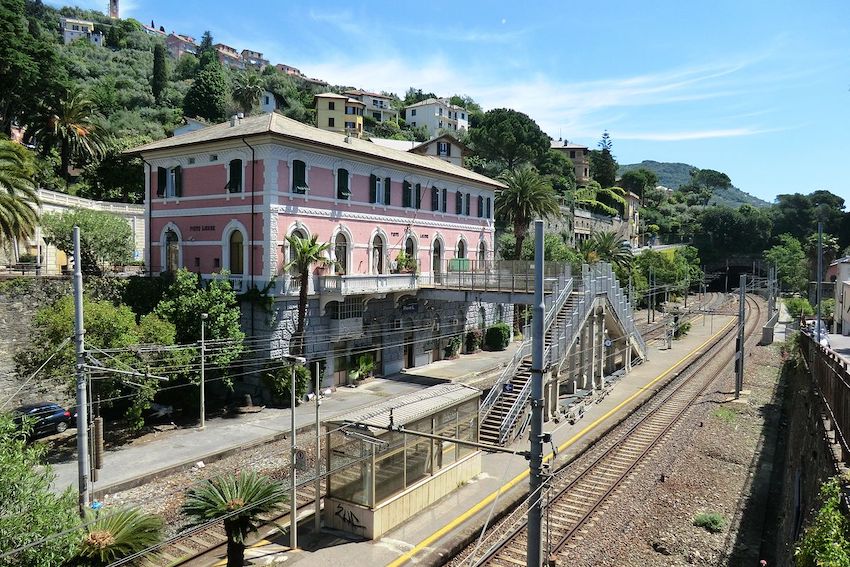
[588,312,597,390]
[579,318,589,390]
[324,350,334,389]
[626,341,632,372]
[566,345,577,394]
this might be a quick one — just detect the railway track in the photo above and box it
[638,291,726,343]
[138,482,322,566]
[459,294,763,567]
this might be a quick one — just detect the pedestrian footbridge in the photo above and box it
[478,263,647,445]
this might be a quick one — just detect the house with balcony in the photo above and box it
[241,49,269,70]
[166,33,198,59]
[315,93,365,138]
[344,89,398,124]
[403,99,469,136]
[550,139,591,185]
[59,17,103,46]
[214,43,244,69]
[127,112,507,389]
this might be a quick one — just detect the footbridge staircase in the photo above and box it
[479,263,646,445]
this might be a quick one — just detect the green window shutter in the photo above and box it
[174,166,182,197]
[465,193,470,215]
[229,159,242,193]
[477,196,483,218]
[156,167,166,197]
[384,177,391,205]
[403,181,411,208]
[446,143,451,157]
[442,188,447,212]
[415,183,421,209]
[456,191,462,215]
[486,197,491,218]
[431,186,439,211]
[293,160,307,193]
[369,174,377,203]
[338,168,350,199]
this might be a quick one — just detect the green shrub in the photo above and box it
[349,354,375,381]
[674,320,691,338]
[485,323,511,351]
[712,407,736,424]
[693,512,725,533]
[795,478,850,566]
[465,329,483,353]
[17,253,37,263]
[262,363,309,407]
[785,297,814,318]
[445,335,462,359]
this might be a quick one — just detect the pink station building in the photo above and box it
[129,113,509,387]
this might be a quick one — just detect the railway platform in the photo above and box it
[224,310,738,567]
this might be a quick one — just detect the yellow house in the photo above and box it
[314,93,365,138]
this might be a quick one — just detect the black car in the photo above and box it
[13,402,75,438]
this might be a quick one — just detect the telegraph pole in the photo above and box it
[72,226,90,516]
[647,267,652,324]
[314,361,322,535]
[735,274,746,399]
[528,220,546,567]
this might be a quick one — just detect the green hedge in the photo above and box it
[485,323,511,351]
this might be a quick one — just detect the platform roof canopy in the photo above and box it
[326,383,481,508]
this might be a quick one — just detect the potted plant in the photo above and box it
[347,354,375,384]
[445,335,462,359]
[394,251,417,274]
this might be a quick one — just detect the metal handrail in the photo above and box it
[498,378,532,444]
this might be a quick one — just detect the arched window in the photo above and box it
[372,234,385,274]
[334,233,348,274]
[457,239,466,259]
[229,230,244,274]
[289,229,306,277]
[165,230,179,272]
[405,236,415,257]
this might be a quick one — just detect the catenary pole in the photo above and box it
[735,274,746,399]
[527,220,545,567]
[314,361,322,535]
[816,222,823,339]
[73,226,90,516]
[287,354,306,549]
[199,313,207,429]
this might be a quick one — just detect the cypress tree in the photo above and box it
[183,63,230,122]
[151,43,167,104]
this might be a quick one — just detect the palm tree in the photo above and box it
[233,72,264,114]
[496,166,561,260]
[580,231,633,272]
[284,234,330,356]
[0,141,39,261]
[34,86,105,184]
[182,471,287,567]
[76,507,163,566]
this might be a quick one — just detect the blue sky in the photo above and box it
[53,0,850,203]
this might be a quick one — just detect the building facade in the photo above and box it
[59,18,103,46]
[275,63,302,76]
[315,93,365,138]
[166,33,198,59]
[241,49,269,70]
[404,99,469,136]
[344,90,398,124]
[129,113,504,387]
[550,140,591,185]
[1,189,144,274]
[409,134,469,168]
[214,43,243,69]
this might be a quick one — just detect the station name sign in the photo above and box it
[189,225,216,232]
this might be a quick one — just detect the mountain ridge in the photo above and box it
[619,160,770,208]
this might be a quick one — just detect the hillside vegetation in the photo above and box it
[620,160,770,207]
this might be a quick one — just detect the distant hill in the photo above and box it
[619,160,770,208]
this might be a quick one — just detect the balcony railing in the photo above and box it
[421,259,566,294]
[319,273,418,296]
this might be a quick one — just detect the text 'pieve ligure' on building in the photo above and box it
[126,112,511,387]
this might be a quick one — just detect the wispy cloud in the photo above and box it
[615,128,774,142]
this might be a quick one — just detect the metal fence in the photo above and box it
[801,331,850,463]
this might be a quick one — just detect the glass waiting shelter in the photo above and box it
[324,383,481,539]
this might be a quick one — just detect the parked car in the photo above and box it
[13,402,75,438]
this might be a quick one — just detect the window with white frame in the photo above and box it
[292,160,307,193]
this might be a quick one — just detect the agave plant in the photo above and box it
[181,471,287,567]
[76,507,163,566]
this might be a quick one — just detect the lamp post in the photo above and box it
[284,354,306,550]
[199,313,208,430]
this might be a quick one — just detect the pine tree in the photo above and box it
[197,31,215,68]
[151,43,167,105]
